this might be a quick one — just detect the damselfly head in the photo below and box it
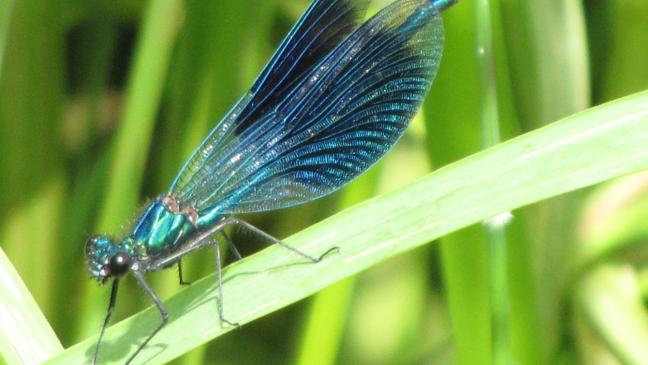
[86,235,131,283]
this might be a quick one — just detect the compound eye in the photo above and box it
[86,235,107,257]
[109,252,131,277]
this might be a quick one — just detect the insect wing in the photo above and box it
[170,0,370,194]
[174,0,447,214]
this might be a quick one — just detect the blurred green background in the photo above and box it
[1,0,647,364]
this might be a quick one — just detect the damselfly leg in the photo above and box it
[177,260,190,286]
[177,230,245,286]
[92,280,120,365]
[127,270,169,365]
[151,218,339,322]
[114,219,338,361]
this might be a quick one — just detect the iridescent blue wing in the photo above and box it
[172,0,449,214]
[170,0,370,191]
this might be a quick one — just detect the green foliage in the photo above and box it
[0,0,647,364]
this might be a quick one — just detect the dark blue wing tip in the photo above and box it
[429,0,458,13]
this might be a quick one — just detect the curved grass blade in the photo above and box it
[0,248,62,365]
[44,90,648,365]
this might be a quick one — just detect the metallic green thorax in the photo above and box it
[86,195,222,280]
[130,195,200,259]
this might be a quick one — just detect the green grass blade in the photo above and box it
[327,116,432,365]
[294,277,355,365]
[502,1,591,358]
[0,0,67,319]
[294,168,381,365]
[475,0,509,363]
[0,248,62,365]
[44,90,648,365]
[0,0,13,74]
[596,0,648,102]
[502,0,590,129]
[424,2,491,362]
[96,0,184,233]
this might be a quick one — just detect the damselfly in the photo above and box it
[86,0,456,363]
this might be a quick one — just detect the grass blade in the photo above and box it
[44,90,648,365]
[96,0,184,233]
[0,0,13,74]
[424,2,491,362]
[0,248,62,365]
[475,0,511,363]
